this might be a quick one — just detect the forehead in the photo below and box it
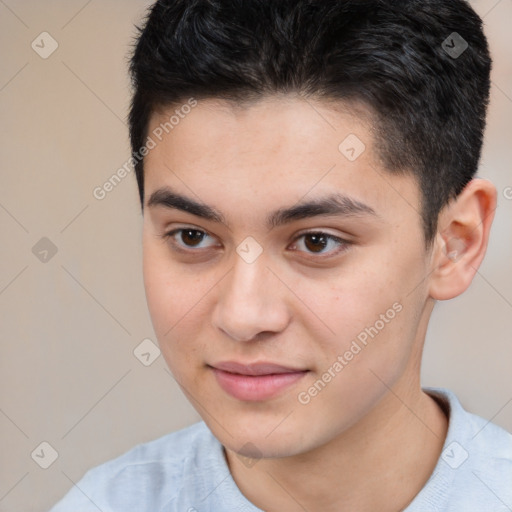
[144,96,422,229]
[147,95,376,168]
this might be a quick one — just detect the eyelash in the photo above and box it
[160,227,350,259]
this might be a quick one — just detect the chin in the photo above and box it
[203,411,312,460]
[226,434,303,460]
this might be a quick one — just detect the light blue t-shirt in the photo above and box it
[49,387,512,512]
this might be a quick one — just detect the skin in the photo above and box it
[141,95,496,512]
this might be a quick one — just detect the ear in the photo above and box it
[428,178,497,301]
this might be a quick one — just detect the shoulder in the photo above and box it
[49,421,218,512]
[452,396,512,508]
[412,387,512,512]
[428,387,512,465]
[100,420,214,469]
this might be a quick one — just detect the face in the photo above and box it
[142,96,433,459]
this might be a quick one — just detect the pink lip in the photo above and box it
[210,361,308,401]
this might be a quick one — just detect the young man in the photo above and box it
[50,0,512,511]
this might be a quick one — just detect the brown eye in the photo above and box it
[303,233,329,253]
[180,229,206,247]
[162,227,217,251]
[291,231,349,258]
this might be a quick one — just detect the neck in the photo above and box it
[225,371,448,512]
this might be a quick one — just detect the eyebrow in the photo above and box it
[147,186,379,230]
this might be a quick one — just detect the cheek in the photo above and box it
[143,237,196,325]
[303,250,422,379]
[310,269,404,345]
[143,242,189,342]
[142,240,215,371]
[143,244,175,334]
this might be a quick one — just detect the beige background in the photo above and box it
[0,1,511,511]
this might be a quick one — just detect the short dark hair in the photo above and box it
[128,0,491,245]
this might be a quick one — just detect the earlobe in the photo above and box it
[428,179,497,301]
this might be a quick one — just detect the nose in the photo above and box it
[211,253,290,342]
